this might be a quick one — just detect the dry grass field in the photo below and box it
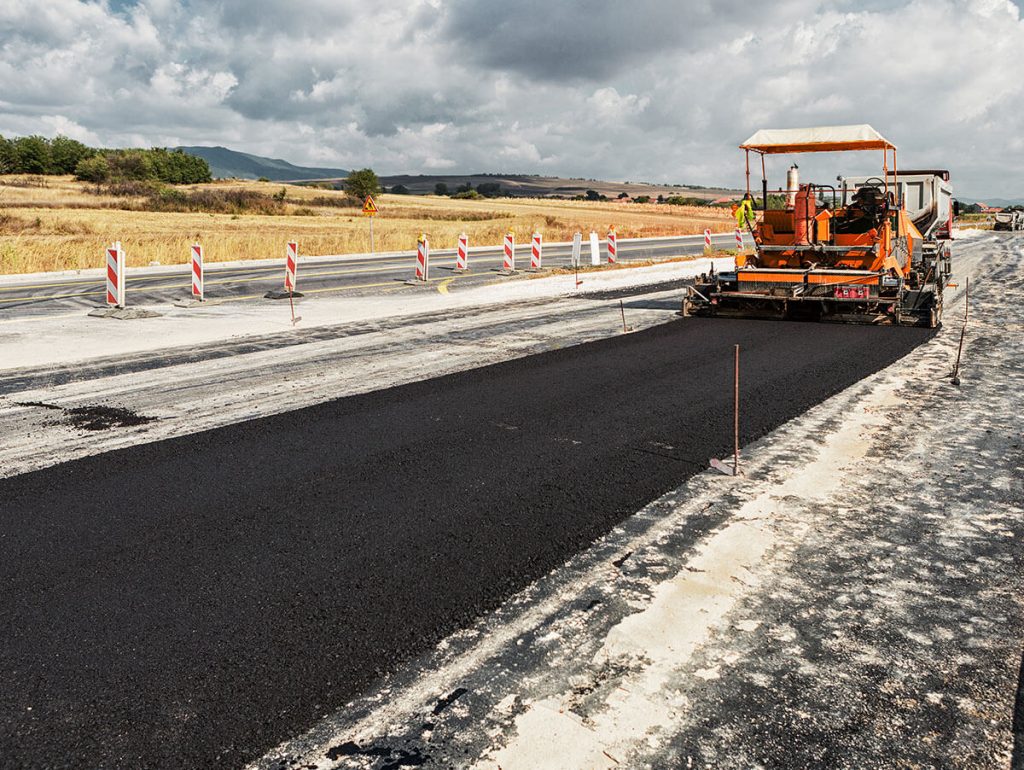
[0,175,734,275]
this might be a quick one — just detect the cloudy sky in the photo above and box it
[1,0,1023,198]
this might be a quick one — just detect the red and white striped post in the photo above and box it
[105,241,125,308]
[501,231,516,274]
[734,228,743,252]
[704,229,712,254]
[415,234,429,281]
[284,240,299,292]
[191,243,204,301]
[607,227,618,264]
[455,232,469,272]
[529,232,542,271]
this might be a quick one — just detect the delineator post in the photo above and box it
[415,234,430,281]
[455,233,469,272]
[191,244,204,301]
[106,241,125,308]
[284,241,299,292]
[528,232,542,271]
[500,231,516,275]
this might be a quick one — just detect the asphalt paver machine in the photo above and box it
[686,125,949,327]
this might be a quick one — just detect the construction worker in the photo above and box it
[736,192,756,231]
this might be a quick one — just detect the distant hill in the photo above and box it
[177,146,348,182]
[177,146,737,199]
[376,174,739,200]
[969,197,1024,207]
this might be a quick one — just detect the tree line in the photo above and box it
[0,134,212,185]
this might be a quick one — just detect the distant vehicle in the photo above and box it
[686,125,949,327]
[993,210,1024,231]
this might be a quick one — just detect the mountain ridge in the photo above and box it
[177,146,348,181]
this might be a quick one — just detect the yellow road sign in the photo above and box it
[362,196,378,216]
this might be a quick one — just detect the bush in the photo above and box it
[452,189,481,199]
[308,195,361,208]
[107,150,155,181]
[98,179,162,197]
[144,148,212,184]
[391,184,410,195]
[665,196,709,207]
[434,182,449,196]
[633,195,651,204]
[74,155,111,184]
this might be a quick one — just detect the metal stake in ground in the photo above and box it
[710,344,741,476]
[951,276,969,386]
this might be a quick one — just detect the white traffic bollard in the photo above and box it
[704,229,712,254]
[528,232,542,271]
[607,227,617,264]
[589,231,601,266]
[455,233,469,272]
[416,234,430,281]
[106,241,125,308]
[191,244,204,301]
[735,228,743,252]
[501,231,516,274]
[284,240,299,292]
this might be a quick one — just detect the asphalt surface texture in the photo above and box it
[0,233,736,318]
[0,318,933,769]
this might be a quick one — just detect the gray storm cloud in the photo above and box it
[0,0,1022,198]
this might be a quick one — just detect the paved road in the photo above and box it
[0,318,932,769]
[0,233,742,318]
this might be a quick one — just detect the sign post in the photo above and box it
[362,195,378,255]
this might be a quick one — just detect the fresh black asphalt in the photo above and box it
[0,318,933,769]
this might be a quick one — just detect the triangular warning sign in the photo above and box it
[362,196,378,215]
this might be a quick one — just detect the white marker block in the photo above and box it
[571,232,582,267]
[589,231,600,266]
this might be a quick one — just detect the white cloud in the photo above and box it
[0,0,1021,198]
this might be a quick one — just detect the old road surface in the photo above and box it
[0,318,934,769]
[0,233,741,319]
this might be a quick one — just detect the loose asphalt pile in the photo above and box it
[0,318,933,769]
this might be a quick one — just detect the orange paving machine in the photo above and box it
[686,125,949,327]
